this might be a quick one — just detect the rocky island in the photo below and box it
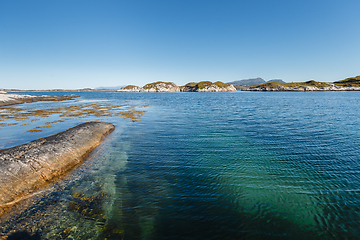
[241,76,360,91]
[0,122,115,217]
[142,81,180,92]
[117,81,180,92]
[117,81,236,92]
[180,81,236,92]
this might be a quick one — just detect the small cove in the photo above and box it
[1,91,360,239]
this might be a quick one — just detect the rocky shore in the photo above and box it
[117,81,236,92]
[0,93,78,107]
[0,122,115,217]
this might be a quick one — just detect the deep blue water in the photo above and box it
[1,91,360,239]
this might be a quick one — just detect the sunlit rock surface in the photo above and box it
[0,122,115,217]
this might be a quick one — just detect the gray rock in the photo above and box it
[0,122,115,217]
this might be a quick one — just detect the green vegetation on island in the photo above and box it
[143,81,177,90]
[333,76,360,87]
[122,85,140,90]
[181,81,229,89]
[180,81,236,92]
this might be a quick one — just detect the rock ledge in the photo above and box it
[0,122,115,217]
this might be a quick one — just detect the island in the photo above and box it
[0,122,115,217]
[117,81,237,92]
[180,81,237,92]
[238,76,360,91]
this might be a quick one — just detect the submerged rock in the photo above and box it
[0,122,115,217]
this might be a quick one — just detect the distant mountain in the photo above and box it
[228,78,265,86]
[95,86,125,90]
[228,78,285,86]
[267,79,285,83]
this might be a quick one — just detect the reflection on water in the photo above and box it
[1,91,360,239]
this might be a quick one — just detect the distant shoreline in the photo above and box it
[4,89,113,92]
[0,93,78,107]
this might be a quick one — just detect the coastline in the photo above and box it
[240,86,360,91]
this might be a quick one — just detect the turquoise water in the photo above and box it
[1,91,360,239]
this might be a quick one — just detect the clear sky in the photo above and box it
[1,0,359,89]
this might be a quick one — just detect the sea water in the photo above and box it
[1,91,360,239]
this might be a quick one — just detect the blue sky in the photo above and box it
[1,0,359,89]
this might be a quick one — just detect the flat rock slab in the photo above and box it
[0,94,78,107]
[0,122,115,217]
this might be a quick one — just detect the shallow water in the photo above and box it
[1,91,360,239]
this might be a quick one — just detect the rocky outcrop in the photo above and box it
[0,90,6,94]
[0,94,78,107]
[180,81,237,92]
[0,122,115,217]
[117,82,180,92]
